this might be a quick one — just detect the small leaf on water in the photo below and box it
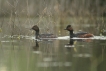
[17,35,20,39]
[59,31,61,35]
[74,41,77,44]
[101,30,103,32]
[74,47,77,52]
[100,33,102,36]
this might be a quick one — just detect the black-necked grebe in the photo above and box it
[31,25,57,39]
[65,25,94,38]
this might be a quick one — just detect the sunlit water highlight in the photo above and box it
[1,35,106,40]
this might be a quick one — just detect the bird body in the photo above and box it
[31,25,56,39]
[65,25,94,38]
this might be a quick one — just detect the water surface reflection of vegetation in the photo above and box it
[0,31,106,71]
[0,0,106,71]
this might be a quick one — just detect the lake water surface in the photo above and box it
[0,18,106,71]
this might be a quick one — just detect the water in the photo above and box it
[0,18,106,71]
[0,35,106,71]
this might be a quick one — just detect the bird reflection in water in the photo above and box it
[65,39,75,48]
[32,40,39,51]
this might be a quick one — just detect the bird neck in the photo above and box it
[69,30,74,38]
[35,31,39,39]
